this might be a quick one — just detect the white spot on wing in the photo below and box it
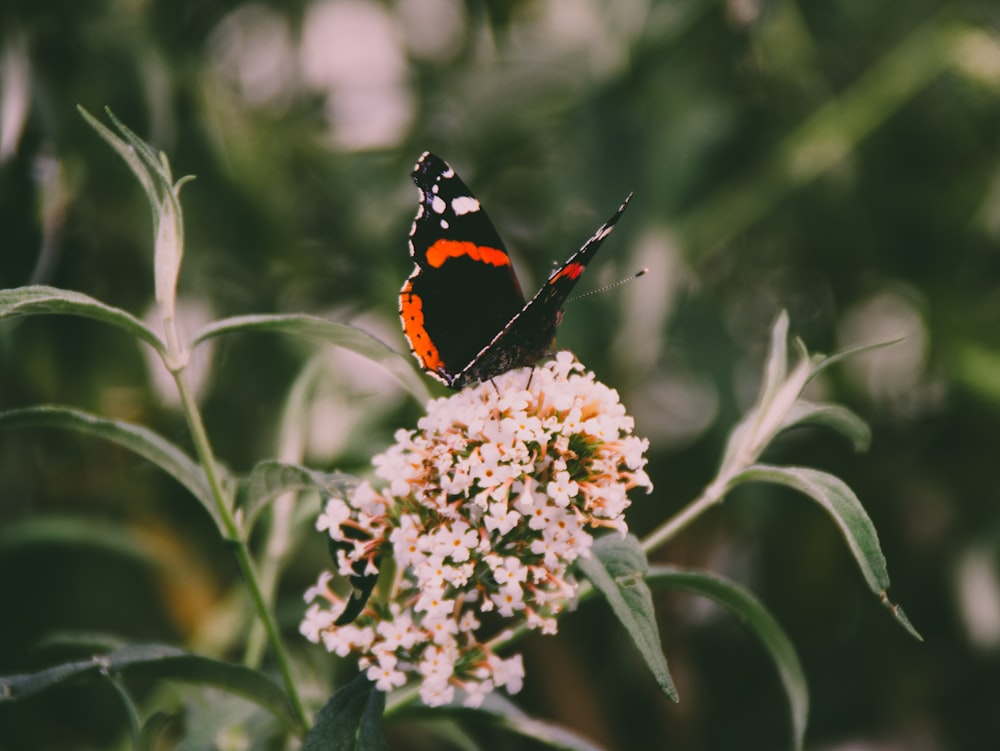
[431,195,447,214]
[440,219,449,229]
[451,196,480,215]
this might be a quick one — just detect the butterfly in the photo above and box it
[400,152,632,389]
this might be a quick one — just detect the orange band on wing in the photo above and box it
[550,262,584,283]
[426,239,510,269]
[400,284,444,372]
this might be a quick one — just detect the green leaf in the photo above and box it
[779,401,871,452]
[878,593,922,642]
[79,108,191,324]
[0,643,298,729]
[808,336,905,382]
[734,464,888,591]
[243,460,357,532]
[0,285,166,357]
[358,687,388,751]
[577,535,678,701]
[304,674,375,751]
[0,406,218,528]
[77,105,159,214]
[0,659,99,701]
[762,310,791,405]
[191,313,431,403]
[0,643,181,701]
[717,311,812,476]
[646,565,809,751]
[103,106,174,187]
[732,464,922,640]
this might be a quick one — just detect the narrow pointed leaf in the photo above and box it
[0,659,100,701]
[879,592,923,641]
[0,406,217,527]
[304,673,374,751]
[0,286,166,357]
[734,464,888,592]
[779,401,871,452]
[762,311,791,405]
[0,643,298,730]
[192,313,431,403]
[719,311,810,474]
[78,105,159,211]
[100,642,190,667]
[577,534,677,700]
[748,344,813,461]
[103,106,173,187]
[153,191,183,317]
[808,336,905,382]
[732,464,920,639]
[646,565,808,751]
[358,687,388,751]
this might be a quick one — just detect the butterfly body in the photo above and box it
[400,151,631,389]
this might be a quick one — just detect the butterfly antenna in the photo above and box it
[567,268,648,303]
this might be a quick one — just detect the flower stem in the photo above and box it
[172,370,309,732]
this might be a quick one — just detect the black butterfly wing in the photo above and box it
[452,193,633,388]
[400,152,526,386]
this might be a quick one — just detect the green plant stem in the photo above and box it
[106,673,142,747]
[171,371,309,732]
[244,493,295,668]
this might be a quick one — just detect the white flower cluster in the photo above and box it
[300,352,652,707]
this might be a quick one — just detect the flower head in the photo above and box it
[301,353,652,706]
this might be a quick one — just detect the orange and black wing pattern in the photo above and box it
[401,152,631,390]
[401,152,525,387]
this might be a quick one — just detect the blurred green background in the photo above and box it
[2,0,1000,749]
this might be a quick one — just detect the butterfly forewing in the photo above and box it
[402,153,526,383]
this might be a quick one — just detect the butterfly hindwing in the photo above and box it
[452,193,633,388]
